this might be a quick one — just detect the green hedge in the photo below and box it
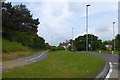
[50,46,65,51]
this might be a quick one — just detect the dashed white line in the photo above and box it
[24,52,45,62]
[113,63,118,65]
[106,62,113,78]
[25,60,30,62]
[18,59,22,60]
[32,60,37,62]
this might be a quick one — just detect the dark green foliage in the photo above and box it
[45,43,50,49]
[115,34,120,51]
[73,34,119,51]
[2,2,48,50]
[74,36,85,51]
[101,34,119,51]
[31,35,47,50]
[50,46,65,51]
[74,34,102,51]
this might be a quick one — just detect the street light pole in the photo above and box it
[86,4,90,54]
[51,35,53,46]
[113,22,115,51]
[91,34,92,51]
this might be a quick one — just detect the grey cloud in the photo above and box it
[96,26,110,33]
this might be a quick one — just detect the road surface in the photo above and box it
[88,52,119,80]
[2,50,48,72]
[18,50,48,63]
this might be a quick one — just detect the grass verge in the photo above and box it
[2,51,35,61]
[2,39,30,53]
[2,39,36,61]
[3,51,105,78]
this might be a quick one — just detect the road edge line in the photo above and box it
[105,62,113,78]
[95,61,110,79]
[26,52,45,61]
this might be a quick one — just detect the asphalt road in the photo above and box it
[2,50,48,72]
[18,50,48,63]
[88,52,119,80]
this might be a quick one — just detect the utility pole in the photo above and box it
[86,4,90,54]
[91,34,92,51]
[51,35,53,46]
[113,22,116,51]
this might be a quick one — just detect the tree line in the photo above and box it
[2,2,49,50]
[64,34,120,51]
[2,2,120,52]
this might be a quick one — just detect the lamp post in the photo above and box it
[91,34,92,51]
[113,22,115,51]
[51,35,53,46]
[86,4,90,53]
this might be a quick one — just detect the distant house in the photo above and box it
[105,45,112,51]
[59,41,71,50]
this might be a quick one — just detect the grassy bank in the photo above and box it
[2,39,30,53]
[2,39,35,61]
[3,51,105,78]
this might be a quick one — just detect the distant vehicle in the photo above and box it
[71,49,75,52]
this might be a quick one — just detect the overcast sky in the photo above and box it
[6,0,119,46]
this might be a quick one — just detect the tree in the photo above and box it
[74,34,102,51]
[74,36,85,51]
[2,2,48,50]
[115,34,120,51]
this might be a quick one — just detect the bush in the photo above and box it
[50,46,64,51]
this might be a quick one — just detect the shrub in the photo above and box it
[50,46,64,51]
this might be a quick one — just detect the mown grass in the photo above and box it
[3,51,105,78]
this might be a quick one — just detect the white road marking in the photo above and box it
[18,59,22,60]
[106,62,113,78]
[32,60,37,62]
[113,63,118,65]
[25,60,29,62]
[24,52,45,62]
